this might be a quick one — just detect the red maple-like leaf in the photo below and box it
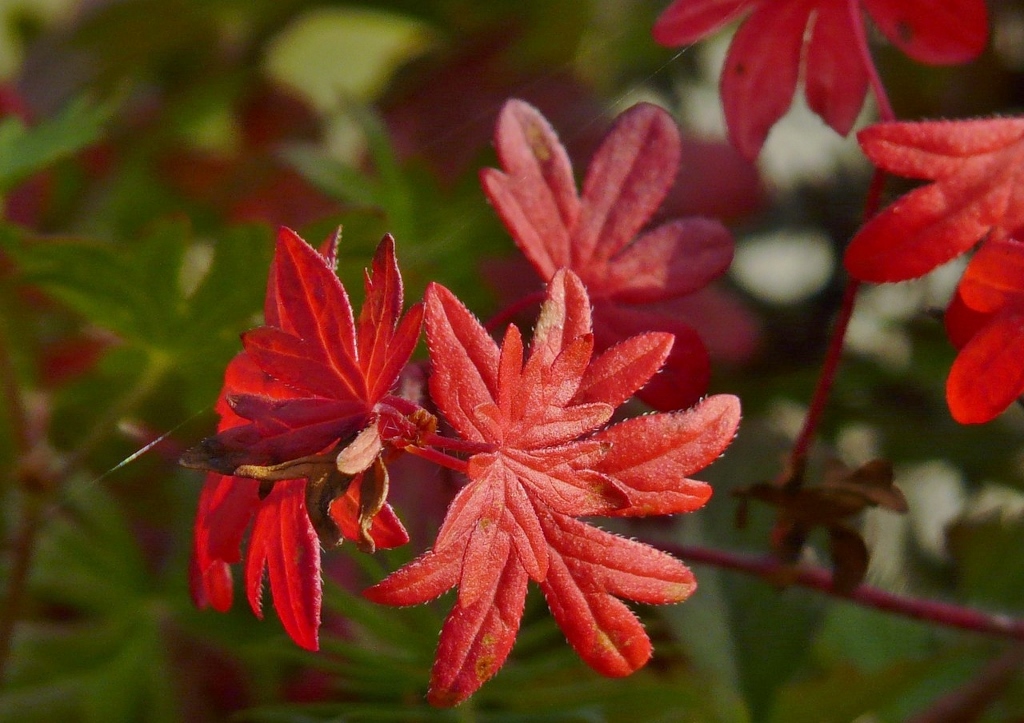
[653,0,988,160]
[845,118,1024,282]
[944,235,1024,423]
[481,99,735,411]
[366,270,740,706]
[187,227,421,649]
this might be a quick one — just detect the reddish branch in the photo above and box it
[664,543,1024,642]
[787,165,889,475]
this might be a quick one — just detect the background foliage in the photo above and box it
[2,0,1024,720]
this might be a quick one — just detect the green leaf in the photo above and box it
[2,221,270,357]
[264,7,434,109]
[948,506,1024,608]
[280,144,381,208]
[769,648,983,723]
[0,96,113,193]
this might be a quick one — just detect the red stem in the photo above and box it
[907,645,1024,723]
[788,166,889,474]
[404,444,469,475]
[788,2,898,472]
[662,543,1024,641]
[423,432,493,456]
[847,0,897,123]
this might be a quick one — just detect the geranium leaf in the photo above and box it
[244,479,322,651]
[862,0,988,64]
[428,556,529,707]
[721,1,811,160]
[576,102,680,265]
[596,394,740,516]
[370,270,738,705]
[846,118,1024,282]
[482,100,735,410]
[946,309,1024,424]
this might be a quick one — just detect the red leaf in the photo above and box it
[595,395,740,516]
[803,0,868,137]
[721,0,811,160]
[947,309,1024,424]
[652,0,748,46]
[328,481,409,550]
[483,100,734,409]
[187,228,422,650]
[958,236,1024,313]
[654,0,988,158]
[369,270,738,704]
[540,514,695,676]
[845,118,1024,282]
[862,0,987,64]
[244,479,322,651]
[188,229,423,470]
[945,287,993,350]
[428,555,528,707]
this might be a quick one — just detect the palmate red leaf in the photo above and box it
[187,228,421,650]
[367,270,740,705]
[482,99,733,410]
[654,0,988,159]
[845,118,1024,282]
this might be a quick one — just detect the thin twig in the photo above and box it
[787,166,889,479]
[662,543,1024,642]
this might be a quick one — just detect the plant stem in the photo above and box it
[404,444,469,476]
[663,542,1024,642]
[848,0,897,123]
[907,645,1024,723]
[787,166,889,480]
[0,311,29,465]
[787,1,898,481]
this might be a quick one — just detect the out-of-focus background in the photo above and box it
[3,1,1024,720]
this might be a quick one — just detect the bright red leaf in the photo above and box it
[366,270,740,706]
[653,0,988,160]
[186,227,421,649]
[846,118,1024,282]
[945,236,1024,423]
[481,99,734,410]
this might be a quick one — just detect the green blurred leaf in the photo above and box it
[0,483,179,721]
[2,221,270,358]
[949,508,1024,609]
[265,7,434,109]
[0,97,112,193]
[769,648,983,723]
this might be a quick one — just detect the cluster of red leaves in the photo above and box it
[482,99,735,411]
[843,118,1024,423]
[187,227,421,650]
[366,270,740,705]
[185,97,744,705]
[653,0,988,159]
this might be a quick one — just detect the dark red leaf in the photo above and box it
[244,479,322,651]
